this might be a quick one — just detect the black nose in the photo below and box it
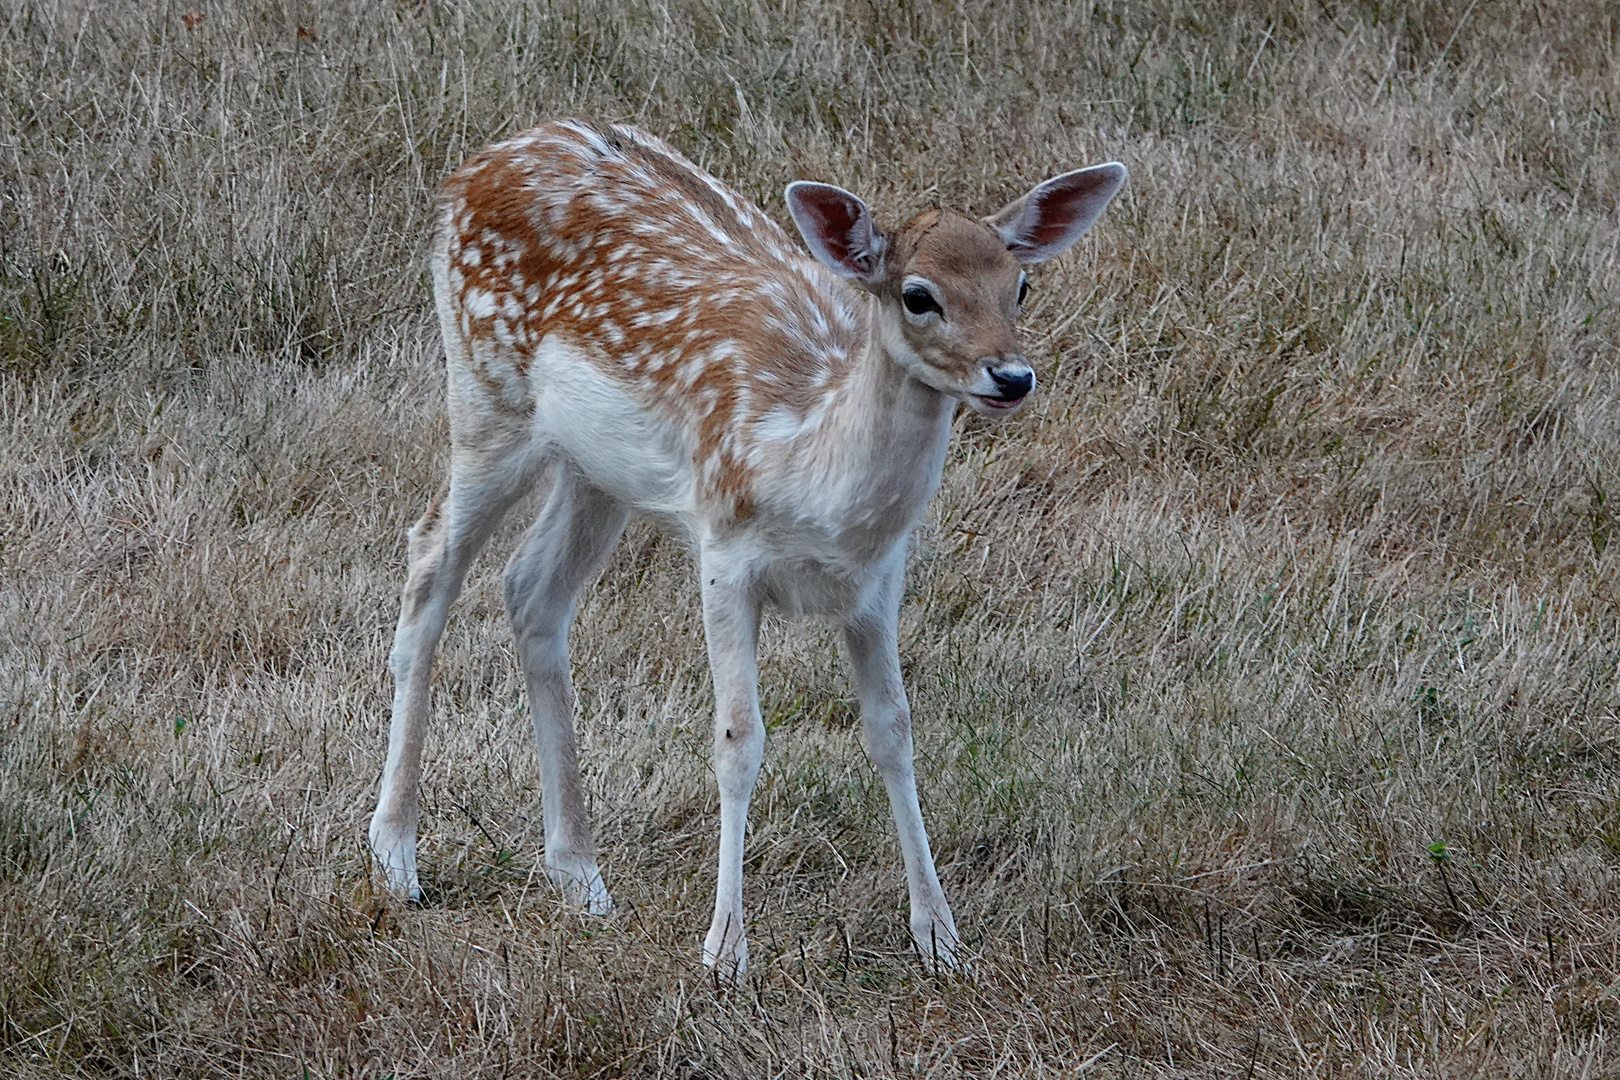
[988,366,1033,400]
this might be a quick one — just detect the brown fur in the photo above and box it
[436,120,870,518]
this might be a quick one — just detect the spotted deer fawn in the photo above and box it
[369,119,1126,978]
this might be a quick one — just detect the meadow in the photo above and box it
[2,0,1618,1075]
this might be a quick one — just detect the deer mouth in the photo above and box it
[973,393,1027,413]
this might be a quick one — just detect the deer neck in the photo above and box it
[798,296,958,545]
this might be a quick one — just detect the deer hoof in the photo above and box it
[702,912,748,983]
[912,917,969,975]
[368,822,422,903]
[547,860,615,917]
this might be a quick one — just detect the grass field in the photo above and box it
[3,1,1618,1075]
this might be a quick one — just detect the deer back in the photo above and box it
[436,120,868,521]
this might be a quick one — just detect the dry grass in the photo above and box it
[3,0,1619,1075]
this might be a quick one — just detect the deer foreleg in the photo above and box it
[843,565,963,971]
[698,556,764,981]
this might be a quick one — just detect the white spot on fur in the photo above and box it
[755,406,803,440]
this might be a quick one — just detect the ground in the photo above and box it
[2,1,1618,1076]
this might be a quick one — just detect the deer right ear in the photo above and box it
[785,181,886,283]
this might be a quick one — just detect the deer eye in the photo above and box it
[902,286,942,317]
[1017,278,1030,306]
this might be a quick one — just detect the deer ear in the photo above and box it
[986,163,1127,265]
[785,181,887,282]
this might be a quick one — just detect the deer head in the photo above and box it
[786,163,1127,416]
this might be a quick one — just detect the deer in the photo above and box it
[368,118,1126,979]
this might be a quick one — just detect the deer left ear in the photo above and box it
[986,163,1127,265]
[785,181,887,284]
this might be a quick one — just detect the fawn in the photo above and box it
[369,119,1126,978]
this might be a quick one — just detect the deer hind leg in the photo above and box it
[503,465,629,916]
[370,450,534,900]
[842,564,964,971]
[697,555,765,981]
